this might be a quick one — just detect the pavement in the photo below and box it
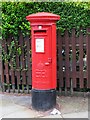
[0,92,89,119]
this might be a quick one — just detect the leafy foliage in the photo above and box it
[2,40,22,69]
[1,2,90,67]
[2,2,90,38]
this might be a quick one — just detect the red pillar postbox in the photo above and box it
[26,12,60,110]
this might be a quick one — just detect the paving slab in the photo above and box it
[2,107,40,118]
[57,96,88,114]
[62,111,88,118]
[0,93,40,119]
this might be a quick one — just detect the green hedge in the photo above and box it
[2,2,90,38]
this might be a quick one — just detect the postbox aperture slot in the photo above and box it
[35,38,44,53]
[34,30,46,34]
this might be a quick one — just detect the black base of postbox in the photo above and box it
[32,89,56,111]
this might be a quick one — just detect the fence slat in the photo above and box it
[4,39,10,92]
[86,28,90,88]
[0,40,1,80]
[4,39,9,84]
[65,30,70,88]
[15,39,21,92]
[72,29,76,88]
[1,40,5,91]
[79,31,84,88]
[25,36,32,85]
[1,61,5,91]
[57,30,63,89]
[19,33,26,86]
[8,36,15,92]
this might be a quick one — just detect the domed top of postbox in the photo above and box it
[26,12,60,22]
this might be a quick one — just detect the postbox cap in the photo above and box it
[26,12,60,22]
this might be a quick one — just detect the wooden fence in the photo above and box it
[57,28,90,94]
[0,28,90,94]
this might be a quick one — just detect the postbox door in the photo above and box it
[32,27,53,90]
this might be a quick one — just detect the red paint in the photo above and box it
[26,12,60,90]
